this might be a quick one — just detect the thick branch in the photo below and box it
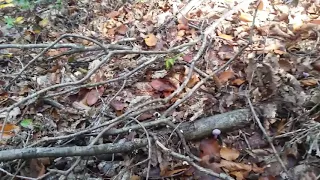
[180,109,251,140]
[0,139,147,161]
[0,109,251,161]
[0,43,131,50]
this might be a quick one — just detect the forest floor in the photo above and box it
[0,0,320,179]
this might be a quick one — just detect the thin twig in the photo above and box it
[151,133,234,180]
[246,94,289,176]
[128,117,152,180]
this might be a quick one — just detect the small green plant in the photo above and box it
[3,16,24,28]
[165,54,182,70]
[4,16,15,28]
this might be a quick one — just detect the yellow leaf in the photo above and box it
[257,0,264,10]
[14,17,24,24]
[144,34,158,47]
[0,3,15,9]
[39,18,49,27]
[239,12,253,22]
[218,33,233,40]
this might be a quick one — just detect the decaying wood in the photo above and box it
[180,109,251,140]
[0,109,251,161]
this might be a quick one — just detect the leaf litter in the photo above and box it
[0,0,319,179]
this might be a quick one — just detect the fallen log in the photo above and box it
[0,109,251,161]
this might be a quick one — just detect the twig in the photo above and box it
[128,117,152,180]
[0,167,51,180]
[151,133,234,180]
[6,34,108,89]
[0,43,131,50]
[246,94,289,176]
[0,139,148,161]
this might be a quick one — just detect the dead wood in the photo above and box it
[0,109,251,161]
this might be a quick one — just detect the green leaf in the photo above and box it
[4,16,15,28]
[165,58,174,69]
[20,119,34,130]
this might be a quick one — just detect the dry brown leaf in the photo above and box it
[150,79,176,92]
[219,70,235,83]
[177,23,189,30]
[163,168,187,177]
[107,11,120,18]
[300,79,318,86]
[218,33,234,40]
[278,60,292,72]
[110,100,126,111]
[145,34,158,46]
[220,147,240,161]
[29,159,46,178]
[199,138,221,158]
[310,19,320,25]
[0,123,20,141]
[239,12,253,22]
[83,86,105,106]
[230,170,249,180]
[130,175,141,180]
[219,160,253,172]
[232,79,245,86]
[258,176,277,180]
[116,24,128,35]
[257,0,264,10]
[177,30,185,37]
[187,74,200,88]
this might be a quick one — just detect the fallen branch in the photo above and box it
[0,43,131,50]
[0,109,251,161]
[0,139,148,162]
